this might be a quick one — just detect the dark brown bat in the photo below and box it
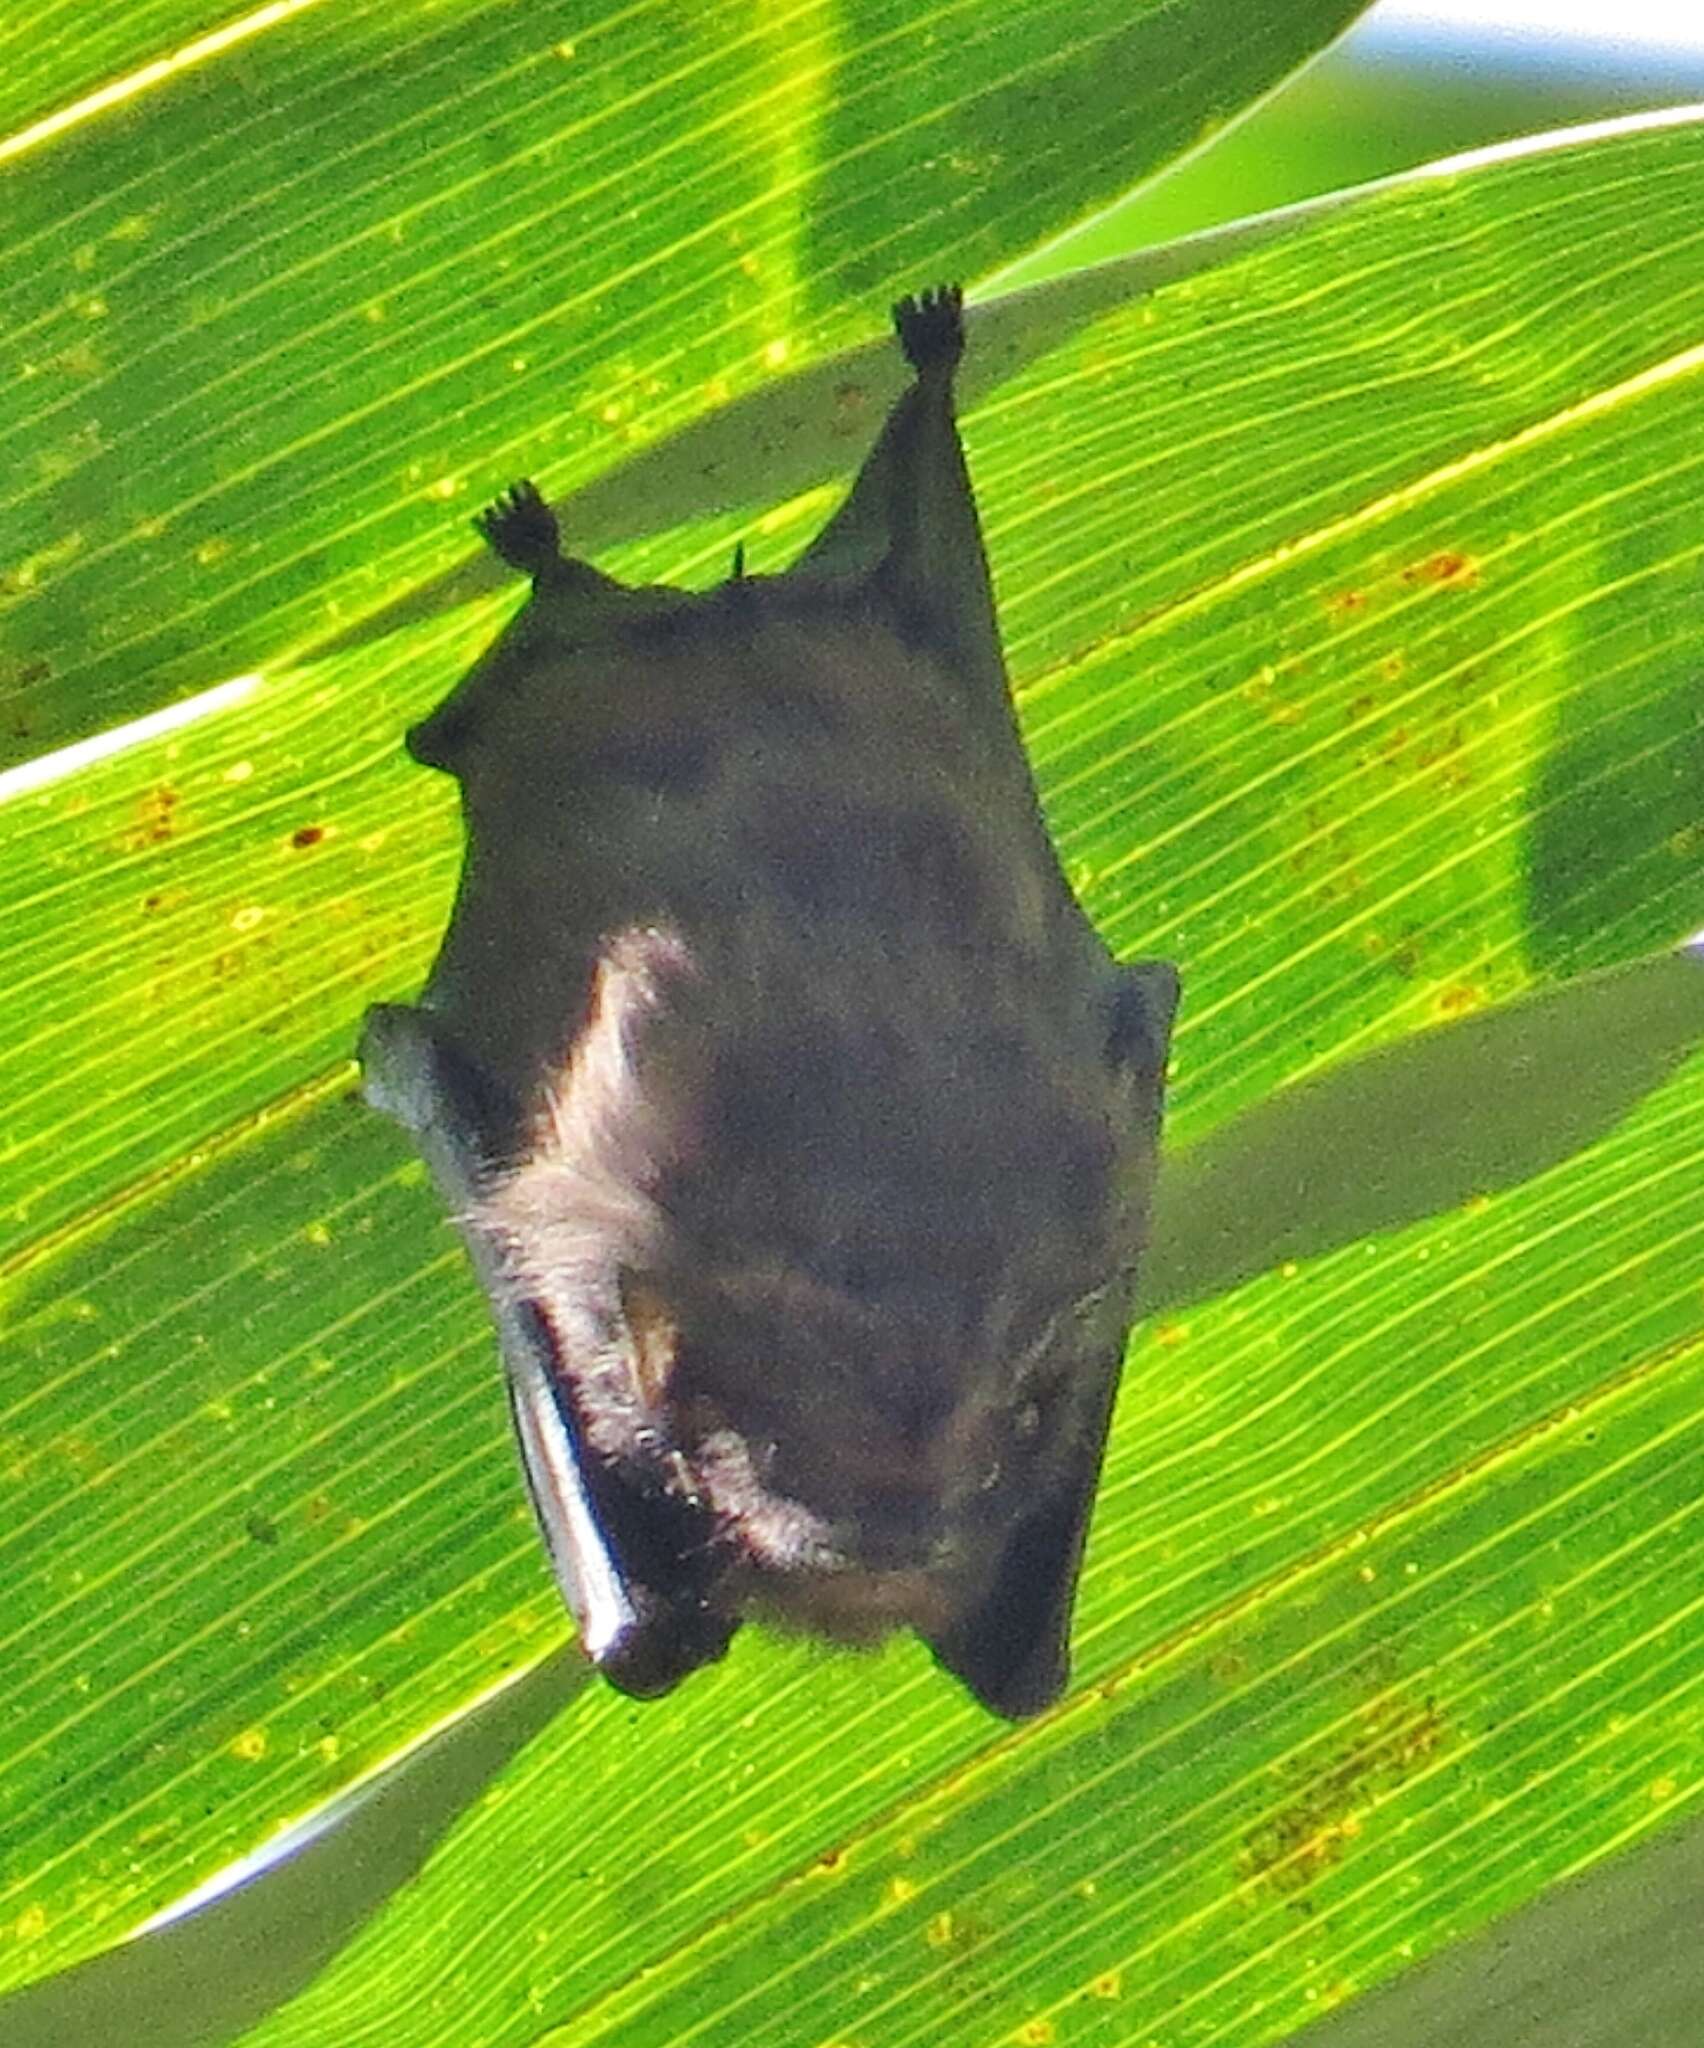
[360,284,1177,1718]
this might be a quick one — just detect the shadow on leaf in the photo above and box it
[1147,946,1704,1314]
[0,1650,588,2048]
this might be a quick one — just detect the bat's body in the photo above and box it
[362,287,1176,1717]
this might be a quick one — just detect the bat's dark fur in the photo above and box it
[361,284,1177,1718]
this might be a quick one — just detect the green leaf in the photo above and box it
[0,0,1372,1998]
[2,29,1701,2048]
[0,0,1366,764]
[198,113,1704,2047]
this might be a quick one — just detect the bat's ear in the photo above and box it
[1104,960,1180,1081]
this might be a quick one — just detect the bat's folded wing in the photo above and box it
[359,1002,737,1697]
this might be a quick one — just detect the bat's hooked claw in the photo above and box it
[893,282,964,377]
[475,479,562,579]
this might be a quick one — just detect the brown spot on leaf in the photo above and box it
[1402,550,1479,589]
[128,785,179,848]
[290,824,325,850]
[1241,1696,1444,1906]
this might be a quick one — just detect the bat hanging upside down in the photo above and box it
[361,283,1177,1719]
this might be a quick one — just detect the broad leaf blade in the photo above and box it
[2,97,1701,2048]
[222,118,1701,2042]
[0,0,1368,764]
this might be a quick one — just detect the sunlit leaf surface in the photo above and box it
[2,11,1701,2044]
[0,0,1362,763]
[207,113,1704,2048]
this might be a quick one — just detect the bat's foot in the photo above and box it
[474,479,561,579]
[893,283,964,376]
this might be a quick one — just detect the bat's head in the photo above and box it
[479,911,1177,1647]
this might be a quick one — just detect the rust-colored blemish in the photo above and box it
[1435,982,1483,1019]
[1240,1696,1445,1906]
[290,824,325,850]
[128,784,179,848]
[1324,588,1367,617]
[1402,549,1479,589]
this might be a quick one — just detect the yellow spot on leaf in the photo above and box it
[15,1906,47,1941]
[230,1728,268,1762]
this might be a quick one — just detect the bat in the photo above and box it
[360,284,1177,1718]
